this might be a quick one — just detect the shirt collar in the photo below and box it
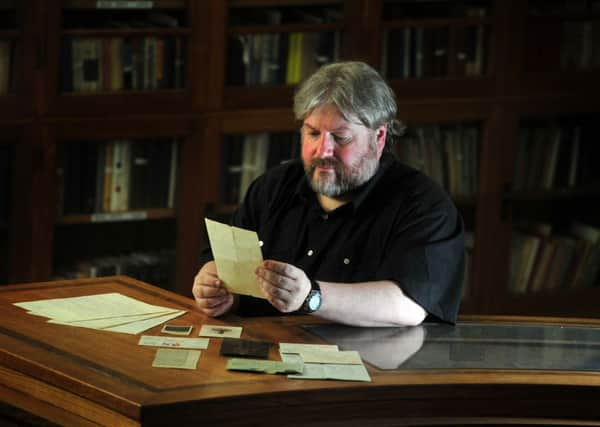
[294,151,394,211]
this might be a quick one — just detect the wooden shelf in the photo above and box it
[59,208,176,224]
[61,0,186,9]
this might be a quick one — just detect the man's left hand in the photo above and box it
[256,260,311,313]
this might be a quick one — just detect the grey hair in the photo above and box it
[293,61,405,145]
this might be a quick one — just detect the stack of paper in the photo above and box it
[279,343,371,382]
[14,292,185,335]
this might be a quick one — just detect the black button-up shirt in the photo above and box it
[201,152,465,323]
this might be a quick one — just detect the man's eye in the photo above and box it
[334,135,352,145]
[310,132,320,138]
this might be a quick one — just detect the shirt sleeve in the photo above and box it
[379,185,465,324]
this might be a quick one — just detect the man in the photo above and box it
[193,61,464,326]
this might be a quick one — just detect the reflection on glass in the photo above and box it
[306,322,600,372]
[304,324,425,370]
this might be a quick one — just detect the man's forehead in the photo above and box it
[303,106,362,130]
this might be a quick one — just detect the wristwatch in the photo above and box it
[299,279,322,314]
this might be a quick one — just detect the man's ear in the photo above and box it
[375,124,388,156]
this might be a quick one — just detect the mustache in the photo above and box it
[310,158,340,169]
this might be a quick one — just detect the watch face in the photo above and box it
[308,291,321,311]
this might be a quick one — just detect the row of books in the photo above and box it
[561,21,600,70]
[0,145,10,225]
[57,139,179,216]
[508,222,600,294]
[228,31,340,86]
[61,36,185,92]
[382,25,486,79]
[54,249,175,289]
[396,123,480,198]
[0,40,14,95]
[221,132,300,204]
[512,121,598,191]
[227,5,341,86]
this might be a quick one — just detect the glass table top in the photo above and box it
[304,322,600,371]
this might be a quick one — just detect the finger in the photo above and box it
[259,276,292,298]
[195,293,231,310]
[263,260,297,279]
[202,295,231,309]
[268,295,295,313]
[198,275,221,288]
[201,299,231,317]
[195,284,228,300]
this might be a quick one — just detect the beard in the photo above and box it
[304,138,380,198]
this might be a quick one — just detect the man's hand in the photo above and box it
[192,261,235,317]
[256,260,311,312]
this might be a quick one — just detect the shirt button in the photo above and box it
[343,258,350,265]
[321,214,328,220]
[307,249,314,256]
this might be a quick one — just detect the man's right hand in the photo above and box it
[192,261,235,317]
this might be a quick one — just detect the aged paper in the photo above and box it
[103,311,185,334]
[204,218,265,299]
[279,343,339,353]
[296,349,363,365]
[16,292,185,335]
[199,324,242,338]
[226,358,303,374]
[139,335,209,349]
[281,353,371,382]
[152,348,201,370]
[15,292,179,322]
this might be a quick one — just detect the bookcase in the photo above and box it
[2,0,599,318]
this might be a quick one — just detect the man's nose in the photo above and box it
[315,133,335,158]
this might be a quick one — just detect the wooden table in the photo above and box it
[1,276,600,426]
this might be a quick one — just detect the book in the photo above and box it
[286,33,302,84]
[568,222,600,289]
[238,133,269,203]
[109,38,124,90]
[129,141,149,209]
[102,141,114,212]
[167,140,178,209]
[528,239,556,293]
[72,38,102,92]
[544,235,577,291]
[110,140,126,212]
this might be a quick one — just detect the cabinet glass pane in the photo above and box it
[381,0,490,80]
[226,4,343,86]
[507,115,600,295]
[221,131,300,205]
[395,121,480,301]
[525,1,600,72]
[395,121,481,199]
[53,138,180,288]
[60,6,187,93]
[57,138,180,215]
